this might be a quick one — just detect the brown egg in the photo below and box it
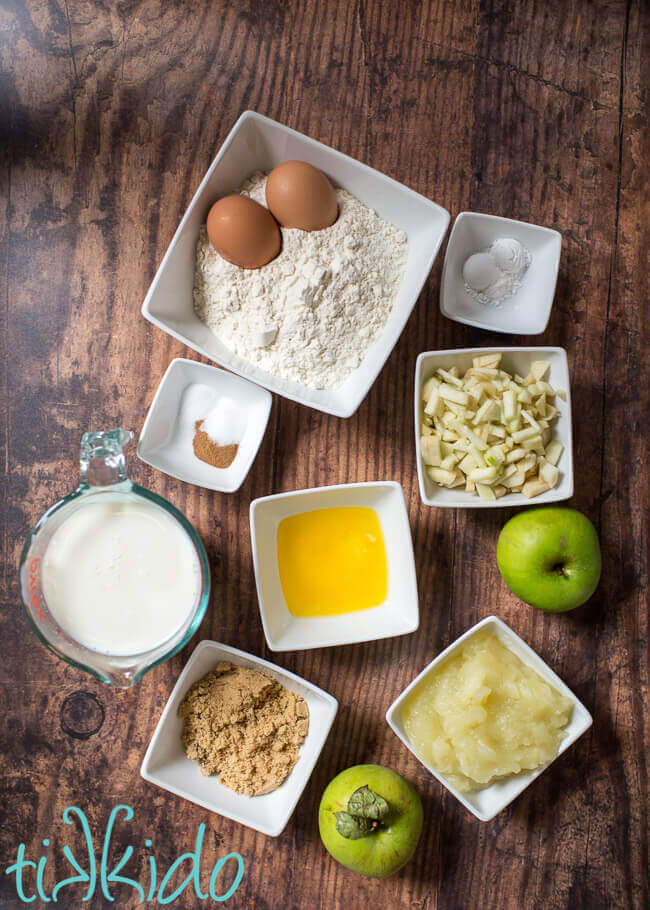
[266,161,338,232]
[206,195,281,269]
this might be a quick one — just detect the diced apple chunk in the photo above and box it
[511,426,541,443]
[519,454,538,474]
[505,447,526,463]
[539,459,560,487]
[458,453,477,474]
[502,389,517,421]
[522,477,551,498]
[474,398,499,424]
[436,368,463,388]
[473,353,502,369]
[522,434,544,451]
[440,453,459,471]
[530,360,550,381]
[469,466,499,483]
[521,409,541,431]
[422,376,437,402]
[502,471,526,489]
[420,435,441,466]
[545,439,564,465]
[424,387,443,417]
[475,482,496,501]
[439,384,469,405]
[427,466,457,486]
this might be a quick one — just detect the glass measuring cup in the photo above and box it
[19,430,210,688]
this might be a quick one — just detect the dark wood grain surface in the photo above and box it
[1,1,648,908]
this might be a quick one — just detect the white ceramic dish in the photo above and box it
[137,358,271,493]
[440,212,562,334]
[414,347,573,508]
[250,482,419,651]
[142,110,450,418]
[386,615,592,821]
[141,639,338,837]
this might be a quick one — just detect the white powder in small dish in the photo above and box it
[177,384,247,457]
[201,396,246,447]
[462,237,531,306]
[193,171,408,390]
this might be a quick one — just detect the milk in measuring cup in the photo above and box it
[42,498,201,655]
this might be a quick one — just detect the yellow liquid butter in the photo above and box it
[402,628,573,792]
[277,507,388,618]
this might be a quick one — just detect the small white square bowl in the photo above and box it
[137,358,272,493]
[250,482,419,651]
[440,212,562,334]
[386,616,592,822]
[141,639,338,837]
[142,110,450,418]
[415,347,573,508]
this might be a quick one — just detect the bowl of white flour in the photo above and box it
[142,111,450,417]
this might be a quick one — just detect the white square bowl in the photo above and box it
[142,110,450,418]
[141,639,338,837]
[440,212,562,334]
[415,347,573,508]
[250,482,419,651]
[386,615,592,821]
[137,358,272,493]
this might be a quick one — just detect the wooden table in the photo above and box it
[1,2,647,908]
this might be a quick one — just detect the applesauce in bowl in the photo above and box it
[400,627,573,792]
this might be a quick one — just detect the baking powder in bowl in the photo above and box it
[193,171,408,390]
[462,237,531,306]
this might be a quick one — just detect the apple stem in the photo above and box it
[333,786,391,840]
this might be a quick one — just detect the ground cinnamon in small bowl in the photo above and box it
[178,661,309,796]
[193,421,238,469]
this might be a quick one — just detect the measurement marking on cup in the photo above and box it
[29,558,45,620]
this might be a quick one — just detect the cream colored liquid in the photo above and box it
[42,499,201,655]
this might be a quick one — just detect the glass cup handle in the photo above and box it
[79,429,134,488]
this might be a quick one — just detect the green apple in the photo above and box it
[497,506,601,611]
[318,764,423,878]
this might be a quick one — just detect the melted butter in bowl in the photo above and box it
[277,506,388,618]
[251,481,419,651]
